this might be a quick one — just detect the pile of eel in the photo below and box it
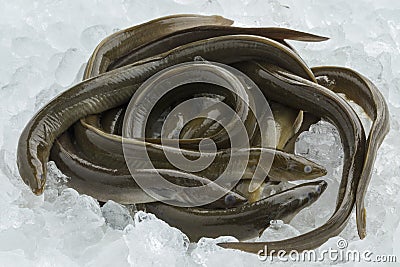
[17,14,389,254]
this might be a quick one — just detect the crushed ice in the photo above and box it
[0,0,399,266]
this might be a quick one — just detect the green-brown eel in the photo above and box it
[70,61,324,185]
[19,32,330,241]
[105,24,328,72]
[80,15,329,153]
[58,16,329,237]
[17,34,317,195]
[275,66,390,239]
[50,127,328,239]
[73,114,326,182]
[84,14,234,78]
[143,180,327,242]
[312,66,390,239]
[18,17,382,253]
[80,12,329,152]
[82,14,327,79]
[216,62,366,253]
[80,15,327,155]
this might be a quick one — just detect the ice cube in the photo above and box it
[34,249,81,267]
[101,201,134,230]
[389,78,400,108]
[124,211,189,266]
[80,229,130,267]
[55,48,86,86]
[46,22,81,51]
[257,223,300,242]
[191,236,259,266]
[296,120,343,169]
[80,25,108,52]
[11,36,55,59]
[0,250,33,267]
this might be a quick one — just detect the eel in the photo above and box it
[17,12,388,253]
[54,56,326,242]
[84,14,234,78]
[81,15,329,152]
[176,100,302,149]
[50,131,247,206]
[216,62,366,253]
[275,66,390,238]
[50,127,328,240]
[106,24,328,72]
[52,114,326,194]
[83,15,328,148]
[18,34,318,195]
[18,21,334,249]
[311,66,390,239]
[143,180,327,241]
[120,62,261,151]
[96,21,327,148]
[78,114,326,183]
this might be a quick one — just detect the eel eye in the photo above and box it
[224,194,236,207]
[316,186,322,194]
[304,165,313,174]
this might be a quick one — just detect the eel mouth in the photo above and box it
[33,187,44,195]
[32,176,45,195]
